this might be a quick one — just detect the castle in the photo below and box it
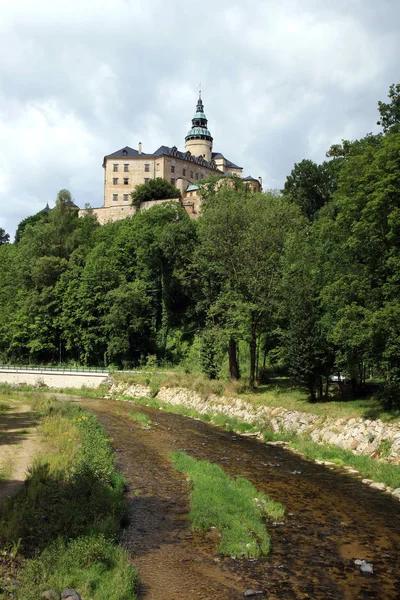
[81,92,262,223]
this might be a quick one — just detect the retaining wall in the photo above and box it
[0,369,109,389]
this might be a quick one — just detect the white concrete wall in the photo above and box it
[0,369,109,389]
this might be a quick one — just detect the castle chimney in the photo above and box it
[138,142,142,155]
[258,176,263,189]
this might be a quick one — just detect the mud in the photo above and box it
[79,397,400,600]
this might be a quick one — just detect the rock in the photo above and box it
[61,590,81,600]
[369,482,386,491]
[244,590,263,597]
[362,479,373,485]
[354,559,373,574]
[42,592,60,600]
[391,487,400,496]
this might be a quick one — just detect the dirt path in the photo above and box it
[80,397,400,600]
[0,403,40,503]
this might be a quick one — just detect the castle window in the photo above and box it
[144,164,150,172]
[190,192,193,197]
[195,173,199,180]
[144,178,150,183]
[156,163,160,171]
[113,164,119,172]
[113,178,118,185]
[123,194,129,201]
[171,178,175,185]
[190,171,194,178]
[124,178,129,185]
[183,168,186,176]
[113,194,118,201]
[171,165,175,173]
[124,164,129,172]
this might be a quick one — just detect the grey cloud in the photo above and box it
[1,0,400,236]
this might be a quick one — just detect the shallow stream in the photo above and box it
[79,397,400,600]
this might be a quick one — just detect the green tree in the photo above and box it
[131,178,181,208]
[198,180,302,385]
[0,228,10,245]
[377,83,400,133]
[283,159,340,221]
[280,230,333,400]
[317,130,400,392]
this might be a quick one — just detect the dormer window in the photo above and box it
[122,149,128,155]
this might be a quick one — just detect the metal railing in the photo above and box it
[0,364,110,374]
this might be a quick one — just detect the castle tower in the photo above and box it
[185,91,213,163]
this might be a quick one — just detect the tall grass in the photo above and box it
[0,397,137,600]
[171,451,284,558]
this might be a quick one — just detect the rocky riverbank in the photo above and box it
[109,381,400,465]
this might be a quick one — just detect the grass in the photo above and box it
[0,395,137,600]
[171,451,284,558]
[127,411,151,428]
[289,437,400,489]
[16,535,136,600]
[0,458,12,483]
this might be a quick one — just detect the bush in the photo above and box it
[376,381,400,410]
[19,535,137,600]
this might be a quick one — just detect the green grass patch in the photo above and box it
[17,535,136,600]
[170,451,284,558]
[290,437,400,489]
[0,396,137,599]
[127,411,151,428]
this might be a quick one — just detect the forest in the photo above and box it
[1,85,400,403]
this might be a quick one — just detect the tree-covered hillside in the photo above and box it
[1,86,400,404]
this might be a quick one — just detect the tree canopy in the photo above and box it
[131,178,181,208]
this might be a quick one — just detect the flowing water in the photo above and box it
[79,397,400,600]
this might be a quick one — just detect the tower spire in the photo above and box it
[185,89,213,163]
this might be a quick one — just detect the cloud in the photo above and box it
[1,0,399,236]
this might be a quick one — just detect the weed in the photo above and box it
[377,439,392,459]
[127,411,151,428]
[171,451,284,558]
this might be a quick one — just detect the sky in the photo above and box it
[0,0,399,238]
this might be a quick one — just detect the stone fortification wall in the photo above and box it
[79,198,181,225]
[110,382,400,464]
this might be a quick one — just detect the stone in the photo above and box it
[42,592,60,600]
[362,479,373,485]
[369,482,386,491]
[354,559,373,574]
[244,590,263,597]
[61,591,81,600]
[392,488,400,496]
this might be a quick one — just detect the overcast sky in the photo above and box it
[1,0,399,237]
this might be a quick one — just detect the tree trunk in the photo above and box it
[249,321,257,388]
[228,338,240,380]
[318,376,323,401]
[324,376,330,400]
